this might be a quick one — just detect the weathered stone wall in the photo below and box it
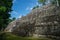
[5,4,60,37]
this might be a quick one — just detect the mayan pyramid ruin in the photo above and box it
[5,4,60,37]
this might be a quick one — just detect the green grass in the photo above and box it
[0,33,54,40]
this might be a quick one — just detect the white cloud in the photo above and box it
[36,2,42,6]
[13,0,16,3]
[26,7,33,11]
[12,11,18,14]
[36,2,39,5]
[30,7,33,10]
[10,11,18,19]
[18,15,22,18]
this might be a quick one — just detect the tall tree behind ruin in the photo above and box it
[0,0,13,31]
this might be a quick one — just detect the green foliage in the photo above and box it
[12,17,16,21]
[58,0,60,6]
[50,0,60,6]
[32,5,39,10]
[7,19,13,24]
[38,0,60,6]
[7,18,16,24]
[0,6,6,12]
[38,0,46,5]
[0,0,13,31]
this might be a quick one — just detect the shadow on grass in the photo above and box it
[0,32,54,40]
[0,33,6,40]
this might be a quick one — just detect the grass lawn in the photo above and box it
[0,32,54,40]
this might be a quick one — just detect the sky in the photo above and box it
[10,0,39,19]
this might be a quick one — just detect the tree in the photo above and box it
[56,0,59,6]
[38,0,47,5]
[0,0,13,31]
[38,0,60,6]
[12,17,16,21]
[55,0,60,6]
[50,0,60,6]
[32,5,39,10]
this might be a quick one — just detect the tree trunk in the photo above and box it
[56,0,59,6]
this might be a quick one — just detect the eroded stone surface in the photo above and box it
[5,4,60,37]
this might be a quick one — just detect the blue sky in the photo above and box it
[10,0,39,19]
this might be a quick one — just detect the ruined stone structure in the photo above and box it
[5,4,60,37]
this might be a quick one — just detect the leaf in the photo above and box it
[0,6,6,12]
